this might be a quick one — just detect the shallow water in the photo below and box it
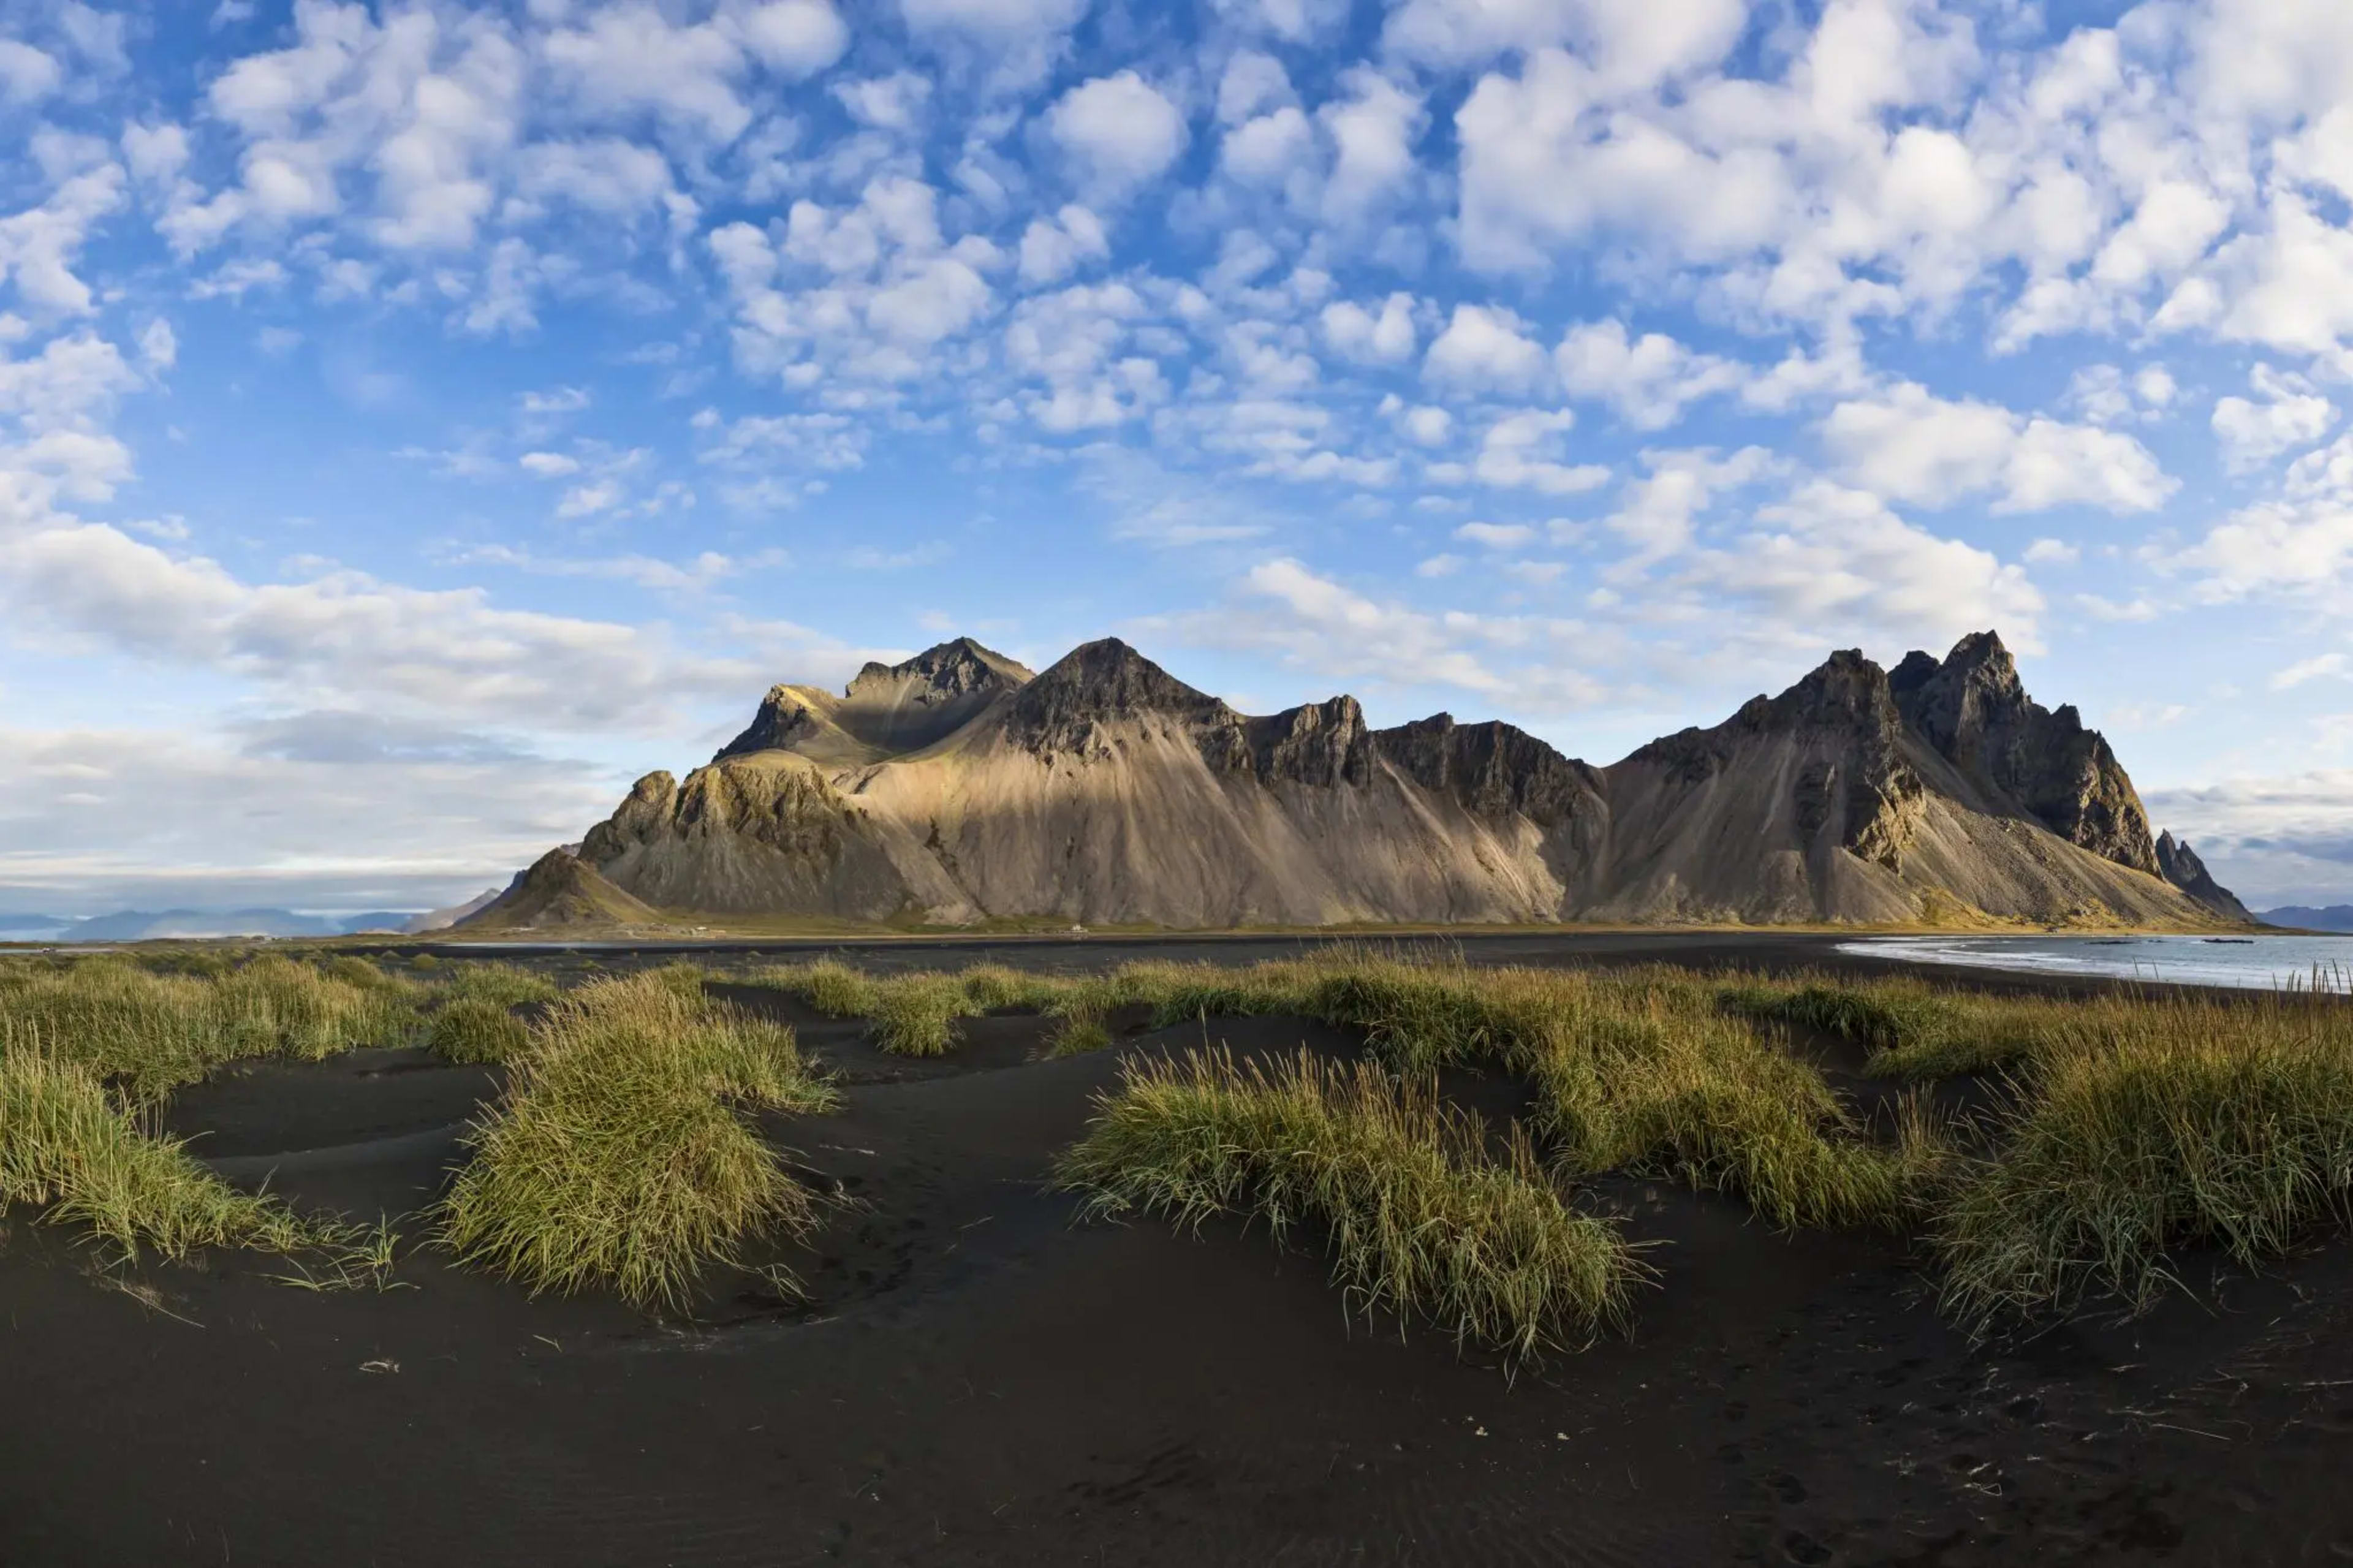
[1840,932,2353,993]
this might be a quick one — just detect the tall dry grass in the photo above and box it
[0,954,425,1105]
[1933,990,2353,1325]
[0,1029,327,1262]
[1057,1046,1639,1366]
[435,974,837,1311]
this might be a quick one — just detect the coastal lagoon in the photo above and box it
[1843,932,2353,993]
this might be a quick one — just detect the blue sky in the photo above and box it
[1,0,2350,915]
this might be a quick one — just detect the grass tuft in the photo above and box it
[427,997,532,1064]
[1934,991,2353,1327]
[0,1029,341,1264]
[435,974,837,1311]
[1057,1047,1640,1366]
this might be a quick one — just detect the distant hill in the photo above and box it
[465,630,2249,932]
[2260,906,2353,932]
[403,889,503,934]
[2,908,437,944]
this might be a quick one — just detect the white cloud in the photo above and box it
[1385,0,1745,88]
[1682,480,2047,656]
[1319,292,1415,364]
[1216,51,1294,126]
[1602,445,1771,568]
[0,521,771,732]
[1554,320,1742,431]
[2211,366,2336,472]
[1423,304,1548,394]
[518,450,580,477]
[2024,537,2078,564]
[543,4,749,144]
[1015,203,1108,287]
[730,0,850,78]
[0,39,62,104]
[1820,383,2176,513]
[1455,521,1533,550]
[1048,72,1189,201]
[1317,67,1422,222]
[1472,408,1609,496]
[0,162,124,314]
[2273,653,2349,691]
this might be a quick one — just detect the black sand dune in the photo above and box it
[6,944,2353,1565]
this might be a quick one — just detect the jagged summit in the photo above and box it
[470,628,2248,932]
[1891,631,2157,874]
[1004,637,1236,753]
[466,848,658,931]
[718,637,1034,765]
[844,636,1033,697]
[2155,831,2254,922]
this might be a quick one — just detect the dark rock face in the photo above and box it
[716,693,824,761]
[1633,650,1927,869]
[846,637,1032,702]
[1240,697,1373,788]
[1004,638,1236,755]
[2154,831,2253,921]
[580,771,679,863]
[1892,631,2159,874]
[716,638,1032,761]
[1373,713,1603,827]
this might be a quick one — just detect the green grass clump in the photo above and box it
[746,961,984,1056]
[427,998,532,1064]
[1718,973,2048,1079]
[1936,993,2353,1327]
[1058,1047,1639,1366]
[0,1032,330,1263]
[436,961,561,1009]
[0,955,423,1105]
[436,974,838,1311]
[1105,953,1925,1231]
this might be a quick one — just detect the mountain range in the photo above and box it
[2259,906,2353,933]
[0,894,505,945]
[467,631,2248,933]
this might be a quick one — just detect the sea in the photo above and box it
[1840,933,2353,994]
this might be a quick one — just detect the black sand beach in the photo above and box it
[5,934,2351,1566]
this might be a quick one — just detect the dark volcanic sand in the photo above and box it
[4,941,2352,1566]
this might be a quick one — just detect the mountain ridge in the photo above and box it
[467,631,2249,932]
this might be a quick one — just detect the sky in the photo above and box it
[0,0,2349,916]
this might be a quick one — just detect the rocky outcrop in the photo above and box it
[467,631,2246,933]
[468,848,659,930]
[2154,831,2255,921]
[1892,631,2158,874]
[1374,713,1604,827]
[719,637,1034,765]
[1002,638,1235,757]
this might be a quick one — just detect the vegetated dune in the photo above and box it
[466,631,2245,933]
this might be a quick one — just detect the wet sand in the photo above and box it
[3,939,2350,1565]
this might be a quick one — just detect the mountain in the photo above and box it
[464,631,2244,932]
[403,889,504,934]
[337,911,423,935]
[2260,906,2353,933]
[461,849,661,931]
[2153,833,2255,922]
[65,908,344,942]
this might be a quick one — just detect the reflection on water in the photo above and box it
[1838,933,2353,993]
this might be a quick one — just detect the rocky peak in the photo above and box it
[844,637,1033,702]
[714,688,827,762]
[1373,713,1602,827]
[1894,629,2159,875]
[2154,831,2253,922]
[1002,638,1235,754]
[1232,696,1372,787]
[1746,649,1904,735]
